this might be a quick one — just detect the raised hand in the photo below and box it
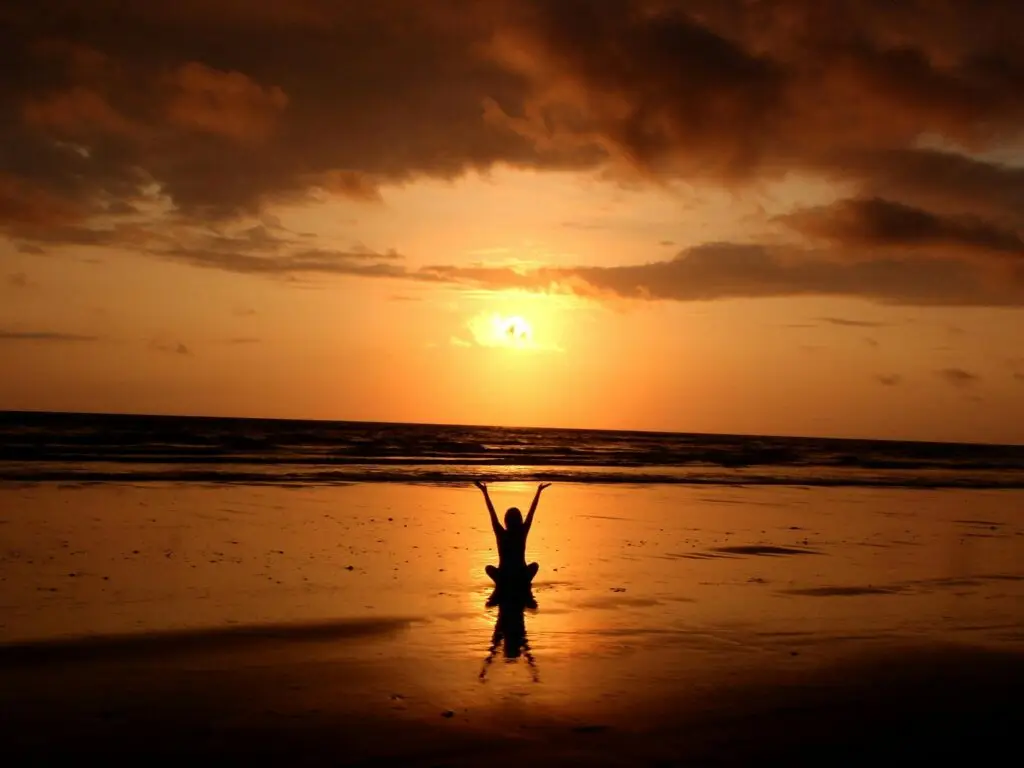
[525,483,549,532]
[477,480,500,535]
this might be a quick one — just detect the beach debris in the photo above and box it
[345,565,355,571]
[610,587,626,593]
[441,709,455,718]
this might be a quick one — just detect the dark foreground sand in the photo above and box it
[2,482,1023,764]
[2,626,1022,765]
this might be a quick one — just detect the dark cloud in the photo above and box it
[423,242,1024,306]
[936,367,980,388]
[782,197,1024,257]
[842,148,1024,228]
[876,374,902,387]
[486,1,1024,204]
[4,1,1024,306]
[0,1,552,225]
[0,329,97,341]
[1,1,1022,218]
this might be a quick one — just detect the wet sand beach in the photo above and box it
[2,482,1023,764]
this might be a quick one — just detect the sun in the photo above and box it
[493,315,533,347]
[460,310,555,352]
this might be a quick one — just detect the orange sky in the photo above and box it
[2,1,1024,443]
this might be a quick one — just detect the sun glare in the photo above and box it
[493,315,533,347]
[458,308,562,353]
[462,312,537,350]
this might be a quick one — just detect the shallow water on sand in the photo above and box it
[2,482,1021,647]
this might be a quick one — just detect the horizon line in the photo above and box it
[1,407,1020,450]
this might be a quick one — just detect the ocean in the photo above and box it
[3,410,1024,488]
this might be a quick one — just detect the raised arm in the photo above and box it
[474,480,502,537]
[524,482,551,534]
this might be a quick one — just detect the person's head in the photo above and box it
[504,507,523,531]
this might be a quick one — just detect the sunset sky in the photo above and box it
[2,0,1024,443]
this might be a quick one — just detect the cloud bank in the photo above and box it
[3,0,1024,305]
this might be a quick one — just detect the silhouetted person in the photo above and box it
[474,481,549,593]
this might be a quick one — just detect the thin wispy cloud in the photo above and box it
[817,317,887,328]
[0,330,98,342]
[560,221,611,231]
[6,272,30,289]
[936,368,980,388]
[149,340,191,356]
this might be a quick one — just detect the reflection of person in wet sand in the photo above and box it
[479,598,539,682]
[474,481,549,593]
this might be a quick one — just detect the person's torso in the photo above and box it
[497,529,526,566]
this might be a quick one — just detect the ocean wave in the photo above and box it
[3,462,1024,489]
[4,411,1024,489]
